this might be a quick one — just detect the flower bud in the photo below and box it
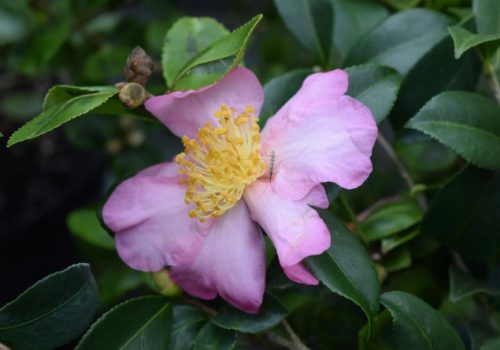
[124,46,154,86]
[152,269,182,297]
[118,82,148,109]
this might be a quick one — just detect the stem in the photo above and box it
[282,320,312,350]
[377,134,427,210]
[337,194,367,241]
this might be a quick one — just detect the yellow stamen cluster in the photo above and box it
[175,104,266,221]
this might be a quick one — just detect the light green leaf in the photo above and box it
[194,322,236,350]
[360,198,422,242]
[381,291,465,350]
[8,85,118,147]
[345,9,449,75]
[274,0,333,64]
[0,264,98,350]
[406,91,500,170]
[172,15,262,90]
[76,296,172,350]
[170,305,208,350]
[67,208,115,250]
[306,210,380,329]
[162,17,229,88]
[346,64,401,124]
[212,295,288,334]
[448,26,500,58]
[449,266,500,302]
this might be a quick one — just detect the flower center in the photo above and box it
[175,104,266,221]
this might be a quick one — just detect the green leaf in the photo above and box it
[212,295,288,334]
[194,322,236,350]
[382,247,412,273]
[345,9,449,75]
[360,199,422,242]
[0,264,98,350]
[332,0,389,63]
[448,26,500,59]
[306,210,380,328]
[449,266,500,302]
[473,0,500,36]
[382,0,422,10]
[162,17,229,88]
[481,337,500,350]
[406,91,500,170]
[381,230,419,254]
[345,64,401,124]
[359,311,396,350]
[421,166,500,262]
[274,0,333,64]
[8,85,118,147]
[97,264,146,306]
[67,208,115,249]
[381,291,465,350]
[76,296,172,350]
[391,36,480,129]
[171,15,262,90]
[259,68,312,127]
[170,305,208,350]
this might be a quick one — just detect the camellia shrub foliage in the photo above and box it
[1,0,500,349]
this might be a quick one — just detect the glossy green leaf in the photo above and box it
[162,17,229,88]
[0,264,98,350]
[360,199,422,242]
[76,296,172,350]
[194,322,236,350]
[170,305,208,350]
[345,9,449,75]
[67,208,115,249]
[449,266,500,302]
[406,91,500,170]
[346,64,401,124]
[171,15,261,90]
[332,0,389,62]
[421,166,500,262]
[8,85,118,147]
[391,36,480,129]
[213,295,288,334]
[306,210,380,327]
[381,291,465,350]
[448,26,500,59]
[274,0,333,64]
[259,68,312,127]
[473,0,500,36]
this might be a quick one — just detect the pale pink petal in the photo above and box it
[283,263,319,285]
[261,69,377,201]
[243,180,330,271]
[145,67,264,138]
[102,162,211,271]
[170,201,266,313]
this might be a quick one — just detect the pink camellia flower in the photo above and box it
[103,67,377,313]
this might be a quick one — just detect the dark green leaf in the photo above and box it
[97,264,146,307]
[381,291,465,350]
[359,311,396,350]
[421,166,500,262]
[194,322,236,350]
[481,337,500,350]
[381,230,419,254]
[448,26,500,59]
[260,68,312,127]
[360,198,422,242]
[170,305,208,350]
[8,85,118,147]
[67,208,115,249]
[449,266,500,302]
[345,9,449,75]
[212,295,288,334]
[332,0,389,63]
[382,247,412,272]
[0,264,98,350]
[76,296,172,350]
[274,0,333,64]
[306,210,380,328]
[406,91,500,170]
[382,0,422,10]
[162,17,229,88]
[172,15,262,90]
[473,0,500,36]
[346,64,401,124]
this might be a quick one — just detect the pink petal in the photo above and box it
[261,69,377,201]
[243,180,331,271]
[170,201,266,313]
[145,67,264,138]
[102,162,210,271]
[283,263,319,285]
